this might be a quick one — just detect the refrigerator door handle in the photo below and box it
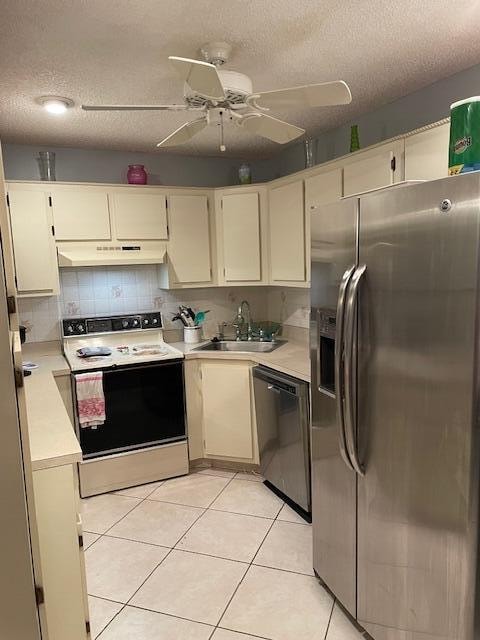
[344,263,366,476]
[334,265,356,471]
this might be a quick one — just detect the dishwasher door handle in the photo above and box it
[267,384,282,394]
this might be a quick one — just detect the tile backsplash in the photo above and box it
[18,266,268,343]
[18,266,311,345]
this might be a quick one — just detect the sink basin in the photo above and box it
[193,340,286,353]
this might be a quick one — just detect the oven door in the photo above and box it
[73,359,186,459]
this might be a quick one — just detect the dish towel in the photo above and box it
[75,372,106,428]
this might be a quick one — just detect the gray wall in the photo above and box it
[1,143,248,188]
[257,61,480,181]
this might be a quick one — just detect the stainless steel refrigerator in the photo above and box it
[311,173,480,640]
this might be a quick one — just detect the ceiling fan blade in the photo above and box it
[156,117,208,148]
[254,80,352,110]
[82,104,188,111]
[241,113,305,144]
[169,56,225,101]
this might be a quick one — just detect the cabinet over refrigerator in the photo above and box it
[311,174,480,640]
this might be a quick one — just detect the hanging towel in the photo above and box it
[75,372,106,428]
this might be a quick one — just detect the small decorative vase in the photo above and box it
[304,138,316,168]
[36,151,56,181]
[238,164,252,184]
[350,125,360,153]
[127,164,147,185]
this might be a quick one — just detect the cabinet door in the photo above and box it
[222,192,261,281]
[52,191,111,240]
[202,362,253,459]
[305,167,343,210]
[343,146,397,196]
[8,190,59,295]
[269,180,305,282]
[167,195,211,283]
[405,123,450,181]
[33,465,88,640]
[112,192,168,240]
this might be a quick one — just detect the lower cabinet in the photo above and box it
[185,359,259,464]
[33,464,89,640]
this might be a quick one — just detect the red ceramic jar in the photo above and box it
[127,164,148,185]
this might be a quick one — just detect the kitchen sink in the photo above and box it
[193,340,286,353]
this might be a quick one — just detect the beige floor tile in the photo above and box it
[213,630,267,640]
[131,549,248,625]
[253,520,314,575]
[98,606,213,640]
[327,603,364,640]
[81,494,141,534]
[210,480,283,519]
[113,481,164,499]
[83,532,100,550]
[234,471,264,482]
[177,509,272,562]
[276,503,309,525]
[87,596,123,639]
[220,565,334,640]
[148,473,231,508]
[85,536,168,603]
[108,500,204,547]
[196,468,237,478]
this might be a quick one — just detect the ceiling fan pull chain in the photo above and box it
[219,110,226,152]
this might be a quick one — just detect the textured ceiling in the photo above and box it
[1,0,480,158]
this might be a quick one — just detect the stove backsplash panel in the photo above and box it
[17,265,271,343]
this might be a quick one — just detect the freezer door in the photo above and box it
[356,174,480,640]
[311,198,358,616]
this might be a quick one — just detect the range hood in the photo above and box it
[57,243,166,268]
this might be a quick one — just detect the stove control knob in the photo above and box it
[144,319,149,326]
[132,319,139,327]
[67,324,74,334]
[152,318,158,325]
[122,319,129,329]
[78,324,85,333]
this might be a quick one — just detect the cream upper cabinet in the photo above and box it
[269,180,306,283]
[222,192,261,282]
[404,123,450,181]
[343,141,403,196]
[111,191,168,240]
[166,194,212,284]
[304,167,343,210]
[7,189,59,296]
[51,190,111,240]
[202,361,254,460]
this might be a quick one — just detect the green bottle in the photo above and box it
[350,125,360,152]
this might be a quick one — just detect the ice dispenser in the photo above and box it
[317,309,336,395]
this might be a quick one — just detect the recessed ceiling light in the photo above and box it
[37,96,74,115]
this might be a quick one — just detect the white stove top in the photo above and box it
[63,329,184,372]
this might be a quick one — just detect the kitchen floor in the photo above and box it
[81,469,362,640]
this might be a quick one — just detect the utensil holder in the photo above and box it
[184,326,202,344]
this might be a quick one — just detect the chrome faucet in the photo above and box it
[235,300,253,341]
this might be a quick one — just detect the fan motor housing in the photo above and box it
[185,70,253,107]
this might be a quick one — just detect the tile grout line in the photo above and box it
[212,497,280,635]
[322,597,336,640]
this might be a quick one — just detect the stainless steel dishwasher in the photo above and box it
[253,366,311,514]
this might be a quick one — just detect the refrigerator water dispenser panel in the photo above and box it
[318,309,336,395]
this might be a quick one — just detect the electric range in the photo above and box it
[62,312,188,497]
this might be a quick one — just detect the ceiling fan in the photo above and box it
[82,42,352,151]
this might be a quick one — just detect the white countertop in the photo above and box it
[22,342,82,471]
[170,340,310,383]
